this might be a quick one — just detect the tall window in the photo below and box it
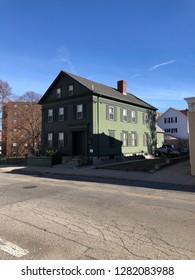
[131,132,138,146]
[143,113,149,124]
[143,133,149,146]
[76,104,83,119]
[48,109,53,122]
[58,107,64,121]
[171,117,177,123]
[122,108,127,122]
[122,131,128,147]
[47,133,53,147]
[58,132,64,147]
[164,117,170,124]
[131,110,137,123]
[56,88,61,99]
[68,84,74,96]
[109,106,114,120]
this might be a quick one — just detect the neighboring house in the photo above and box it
[185,97,195,176]
[2,102,42,156]
[38,71,157,163]
[156,125,164,148]
[157,107,189,140]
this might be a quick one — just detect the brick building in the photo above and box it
[2,102,41,156]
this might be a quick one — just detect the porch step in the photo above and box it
[61,156,80,167]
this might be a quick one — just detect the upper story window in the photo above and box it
[171,128,178,133]
[122,108,127,122]
[143,113,149,124]
[76,104,83,119]
[171,117,177,123]
[48,109,53,122]
[109,106,114,120]
[68,84,74,96]
[58,107,64,121]
[164,117,170,124]
[131,110,137,123]
[56,88,61,99]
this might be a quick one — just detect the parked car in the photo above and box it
[156,144,180,157]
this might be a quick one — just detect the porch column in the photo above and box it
[184,97,195,175]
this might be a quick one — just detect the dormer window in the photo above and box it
[56,88,61,99]
[68,84,74,96]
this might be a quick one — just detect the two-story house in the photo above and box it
[157,107,189,139]
[38,71,157,163]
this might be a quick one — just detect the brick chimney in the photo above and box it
[117,80,127,95]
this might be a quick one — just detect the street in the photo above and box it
[0,171,195,260]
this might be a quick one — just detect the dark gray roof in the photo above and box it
[39,70,157,110]
[65,71,156,110]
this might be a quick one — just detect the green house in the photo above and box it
[39,71,157,163]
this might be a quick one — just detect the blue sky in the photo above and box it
[0,0,195,112]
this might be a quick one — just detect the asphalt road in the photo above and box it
[0,172,195,260]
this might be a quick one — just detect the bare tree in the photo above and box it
[14,92,42,155]
[0,80,12,124]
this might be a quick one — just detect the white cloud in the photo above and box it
[148,60,176,71]
[54,46,77,74]
[130,73,142,78]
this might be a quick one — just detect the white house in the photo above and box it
[157,107,189,139]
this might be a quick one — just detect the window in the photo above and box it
[165,128,171,133]
[109,130,115,147]
[68,84,74,96]
[122,131,128,147]
[109,106,114,120]
[48,109,53,122]
[131,132,138,146]
[164,117,170,124]
[58,107,64,121]
[13,104,18,108]
[143,133,149,146]
[143,113,149,124]
[47,133,53,147]
[131,110,137,123]
[171,117,177,123]
[56,88,61,99]
[58,132,64,147]
[122,108,127,122]
[12,143,17,147]
[171,128,178,133]
[76,104,83,119]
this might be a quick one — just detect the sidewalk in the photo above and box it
[1,160,195,187]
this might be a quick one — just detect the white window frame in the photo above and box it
[58,132,64,147]
[122,108,127,122]
[68,84,74,96]
[56,88,61,99]
[76,104,83,120]
[131,132,137,147]
[144,113,149,124]
[122,131,128,147]
[48,133,53,147]
[48,109,53,122]
[109,106,114,120]
[58,107,64,121]
[131,110,136,123]
[143,133,149,146]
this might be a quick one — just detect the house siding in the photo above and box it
[39,71,157,162]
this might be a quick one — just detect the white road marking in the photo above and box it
[0,237,29,258]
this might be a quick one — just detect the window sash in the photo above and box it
[122,109,127,122]
[47,133,53,147]
[48,109,53,122]
[58,132,64,147]
[109,106,114,120]
[58,107,64,121]
[76,104,83,119]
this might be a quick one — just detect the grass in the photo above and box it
[98,158,167,172]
